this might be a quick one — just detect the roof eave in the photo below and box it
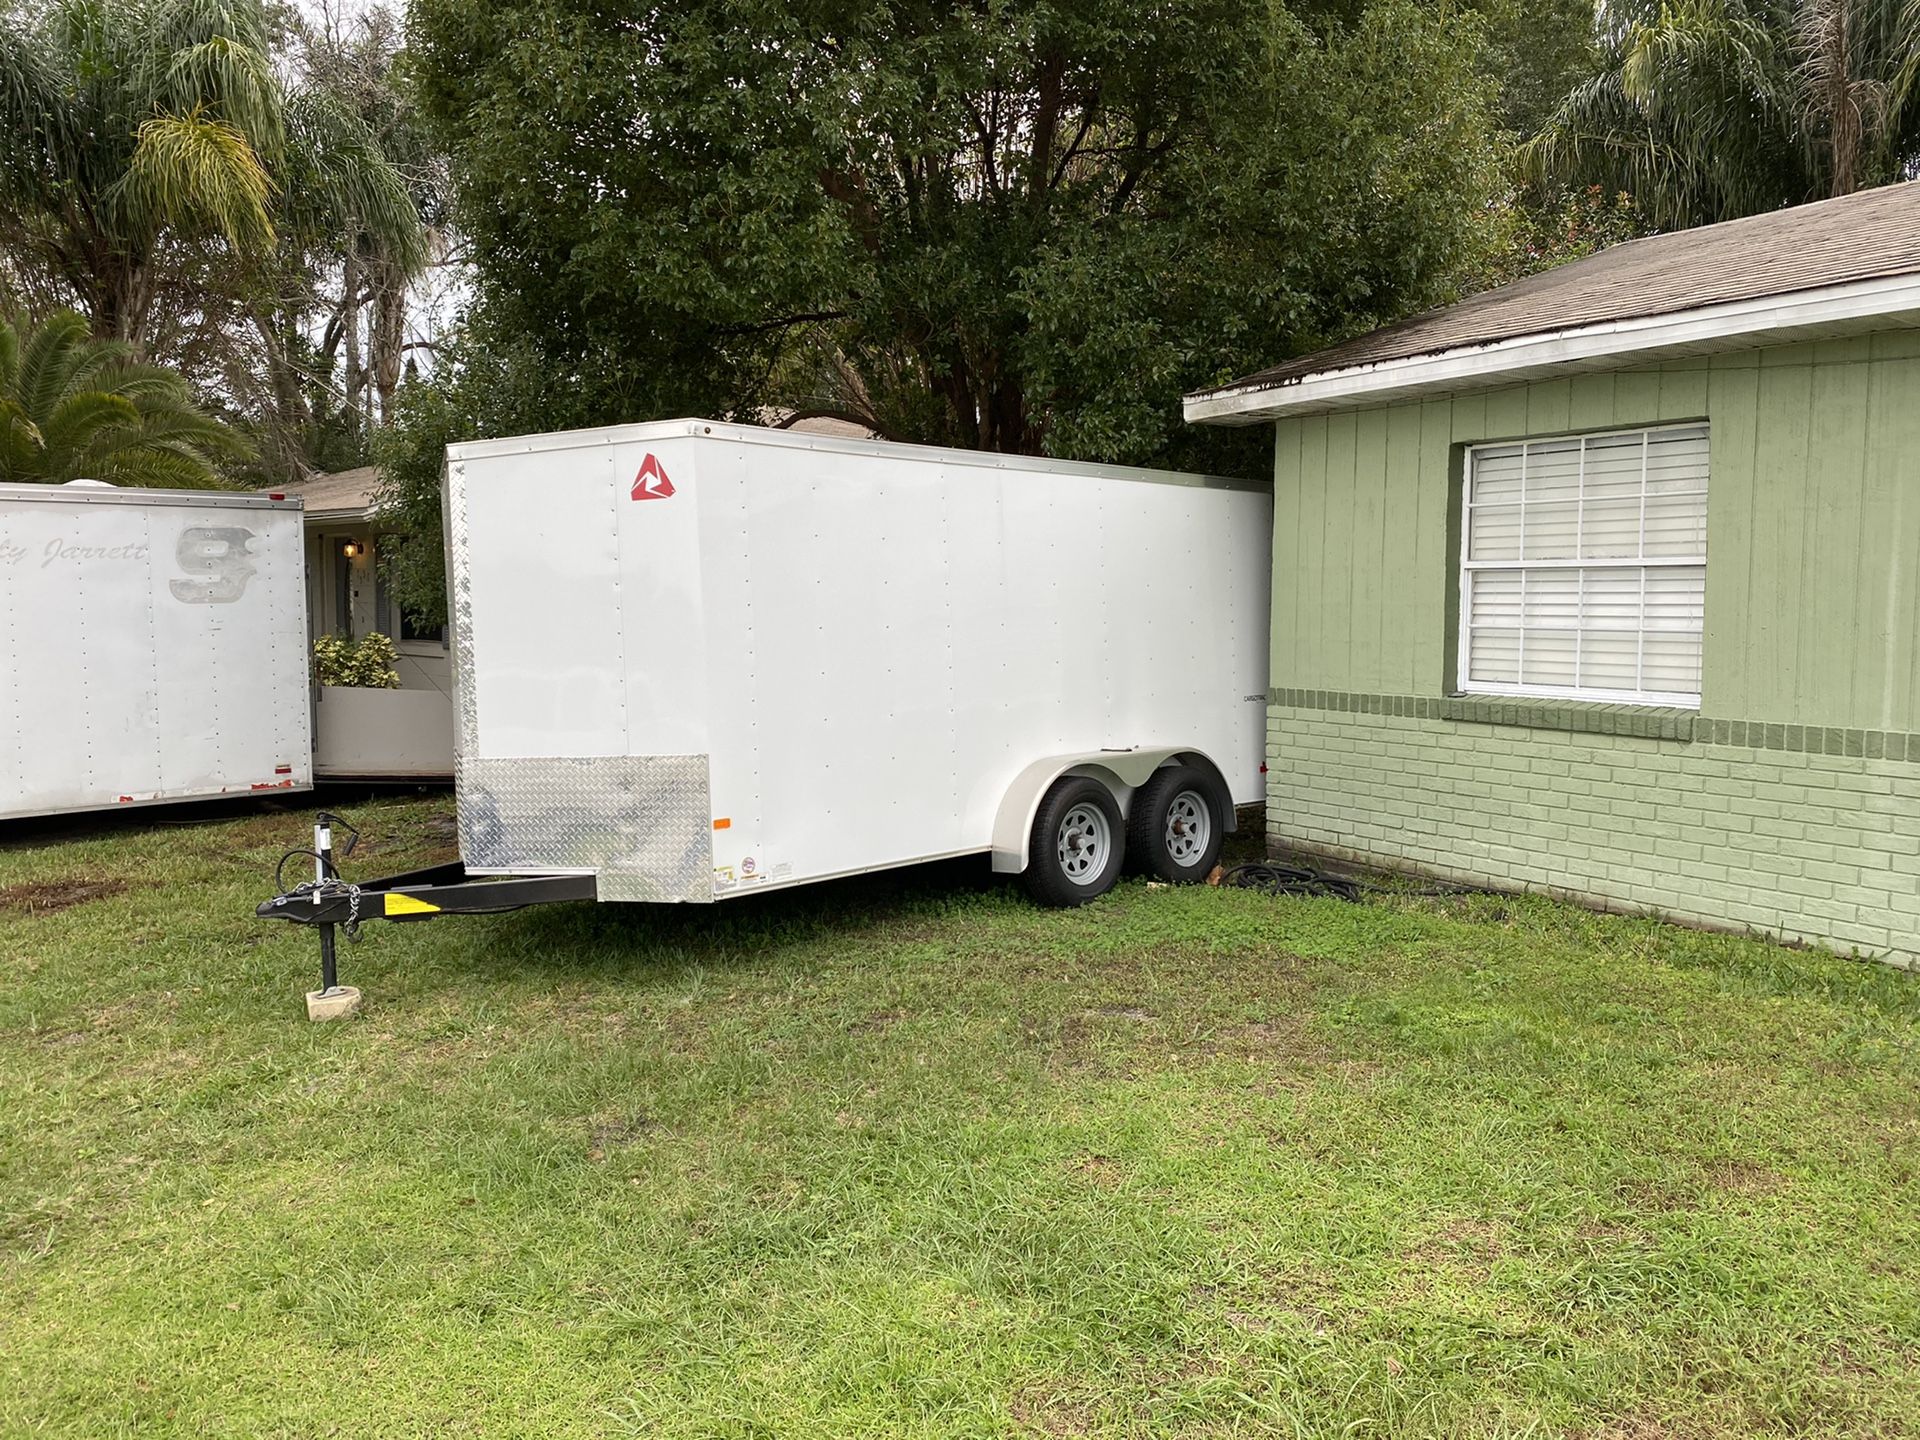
[1185,270,1920,425]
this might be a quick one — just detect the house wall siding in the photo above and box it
[1266,333,1920,965]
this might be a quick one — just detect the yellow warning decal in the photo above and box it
[384,893,442,916]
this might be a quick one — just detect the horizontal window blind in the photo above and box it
[1461,424,1707,706]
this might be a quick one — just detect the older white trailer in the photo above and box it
[1,482,312,819]
[259,421,1270,1010]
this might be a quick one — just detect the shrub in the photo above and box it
[313,632,401,689]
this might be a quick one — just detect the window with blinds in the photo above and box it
[1459,424,1707,707]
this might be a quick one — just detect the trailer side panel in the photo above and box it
[0,485,312,818]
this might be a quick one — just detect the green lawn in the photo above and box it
[2,793,1917,1438]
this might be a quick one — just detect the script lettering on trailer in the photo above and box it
[0,524,258,603]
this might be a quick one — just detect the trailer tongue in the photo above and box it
[258,813,596,1019]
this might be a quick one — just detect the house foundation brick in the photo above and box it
[1266,703,1919,969]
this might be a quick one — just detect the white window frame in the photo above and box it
[1457,422,1707,709]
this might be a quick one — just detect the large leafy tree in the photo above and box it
[1528,0,1920,227]
[1473,0,1603,136]
[0,310,247,487]
[405,0,1503,471]
[0,0,426,354]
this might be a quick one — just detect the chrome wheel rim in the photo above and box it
[1056,803,1112,885]
[1164,789,1211,868]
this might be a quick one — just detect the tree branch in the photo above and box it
[717,310,846,338]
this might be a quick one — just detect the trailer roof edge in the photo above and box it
[0,483,303,510]
[445,419,1269,492]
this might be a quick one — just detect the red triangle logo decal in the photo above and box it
[631,452,676,501]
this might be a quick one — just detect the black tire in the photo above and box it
[1128,764,1225,884]
[1022,776,1127,907]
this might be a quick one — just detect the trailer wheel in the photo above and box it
[1128,764,1225,884]
[1022,776,1126,907]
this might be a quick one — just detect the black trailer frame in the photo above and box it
[256,814,595,998]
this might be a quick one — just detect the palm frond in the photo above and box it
[283,89,428,273]
[1623,0,1784,104]
[0,309,245,486]
[144,0,271,58]
[0,318,18,396]
[39,389,140,458]
[160,35,285,162]
[89,443,223,488]
[117,106,276,253]
[84,404,250,459]
[0,399,46,479]
[15,310,95,424]
[0,14,78,207]
[1528,0,1819,225]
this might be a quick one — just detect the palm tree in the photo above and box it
[1527,0,1920,229]
[0,310,248,487]
[0,0,425,348]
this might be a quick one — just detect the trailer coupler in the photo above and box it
[257,813,597,1020]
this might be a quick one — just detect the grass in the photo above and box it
[1,791,1917,1438]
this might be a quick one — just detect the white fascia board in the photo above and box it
[1184,270,1920,424]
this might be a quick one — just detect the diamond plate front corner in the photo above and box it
[459,754,711,903]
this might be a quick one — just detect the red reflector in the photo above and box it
[275,764,293,774]
[118,795,134,803]
[1258,763,1268,774]
[268,492,286,500]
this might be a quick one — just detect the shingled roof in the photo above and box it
[265,466,381,520]
[1187,181,1920,423]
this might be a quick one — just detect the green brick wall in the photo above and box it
[1265,334,1920,965]
[1266,701,1920,966]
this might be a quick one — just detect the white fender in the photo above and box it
[990,746,1233,874]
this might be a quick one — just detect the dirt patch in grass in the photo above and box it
[1611,1176,1690,1213]
[1577,1219,1652,1247]
[1008,1393,1094,1437]
[1701,1158,1786,1197]
[0,875,128,915]
[587,1113,656,1162]
[1417,1217,1508,1264]
[1070,1153,1123,1187]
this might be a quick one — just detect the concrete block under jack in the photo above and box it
[306,986,362,1022]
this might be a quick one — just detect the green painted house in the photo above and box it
[1187,182,1920,967]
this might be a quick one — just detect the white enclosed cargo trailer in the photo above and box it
[260,420,1272,1007]
[448,419,1270,899]
[0,482,312,819]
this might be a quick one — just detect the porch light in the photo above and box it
[341,540,363,559]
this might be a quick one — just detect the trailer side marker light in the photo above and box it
[384,893,442,916]
[274,764,293,775]
[712,817,731,830]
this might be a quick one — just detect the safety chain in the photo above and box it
[269,878,367,940]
